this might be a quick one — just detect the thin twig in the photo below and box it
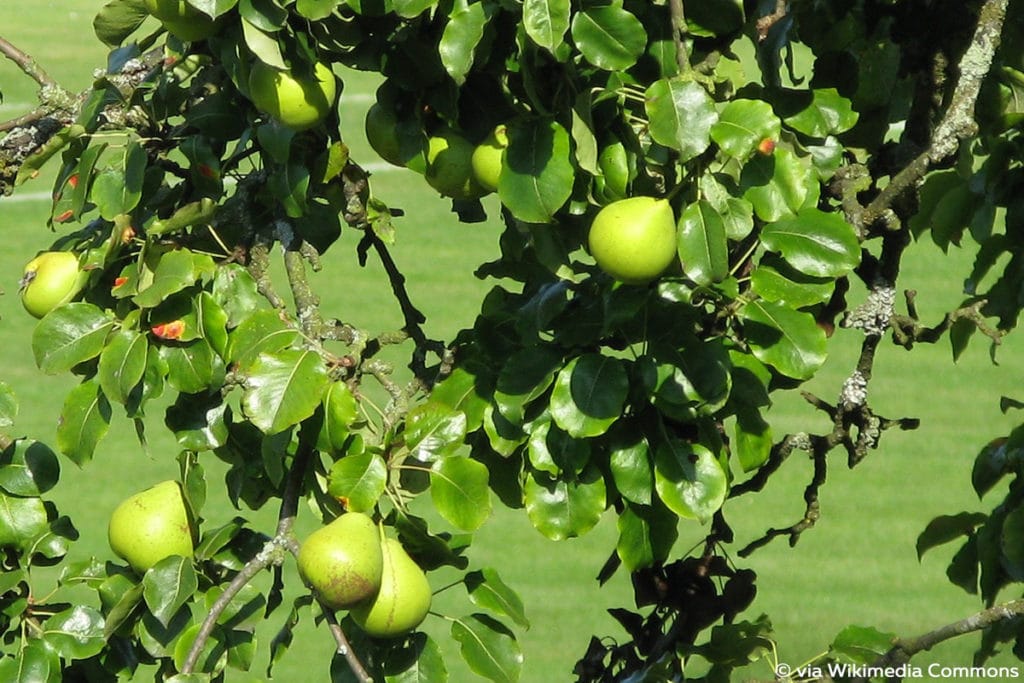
[0,34,58,88]
[667,0,691,75]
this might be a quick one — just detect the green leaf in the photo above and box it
[734,406,772,472]
[318,382,359,453]
[406,403,468,462]
[56,380,112,466]
[494,347,563,424]
[133,250,199,309]
[93,0,149,46]
[392,0,436,17]
[0,492,49,549]
[1001,506,1024,580]
[225,309,300,367]
[0,642,56,682]
[616,502,677,571]
[570,6,647,72]
[327,453,387,513]
[295,0,342,19]
[451,613,523,683]
[739,300,828,380]
[686,0,744,37]
[32,303,114,375]
[165,392,229,451]
[465,568,530,629]
[160,340,222,394]
[761,208,861,278]
[144,556,199,628]
[0,440,60,497]
[98,328,148,405]
[779,87,859,137]
[499,119,574,223]
[241,350,330,434]
[431,367,489,432]
[431,457,492,531]
[524,467,606,540]
[527,418,590,476]
[550,354,628,438]
[829,625,897,665]
[522,0,570,55]
[653,441,727,522]
[916,512,988,560]
[609,436,652,505]
[380,632,449,682]
[440,2,490,85]
[678,200,729,286]
[740,148,810,222]
[211,264,263,327]
[710,99,781,159]
[42,605,106,659]
[645,78,717,162]
[750,258,835,308]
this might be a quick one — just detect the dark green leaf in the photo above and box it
[678,200,729,286]
[327,453,387,513]
[645,78,717,162]
[144,556,199,627]
[451,613,523,683]
[0,440,60,497]
[750,259,835,308]
[761,208,861,278]
[56,380,112,466]
[550,354,628,438]
[734,406,772,471]
[42,605,106,659]
[570,6,646,71]
[522,0,570,54]
[406,403,468,462]
[241,350,330,434]
[499,119,574,223]
[780,88,859,137]
[98,328,148,405]
[0,492,48,549]
[524,467,606,540]
[494,347,562,424]
[465,568,530,629]
[160,339,222,394]
[440,1,490,85]
[710,99,781,159]
[32,303,114,375]
[653,440,727,522]
[917,512,988,559]
[616,502,677,571]
[93,0,149,46]
[431,457,492,531]
[740,148,810,222]
[739,300,827,380]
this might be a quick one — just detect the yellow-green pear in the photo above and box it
[108,480,195,574]
[350,537,431,638]
[470,124,508,193]
[425,128,488,200]
[588,197,678,285]
[298,512,383,610]
[19,251,84,319]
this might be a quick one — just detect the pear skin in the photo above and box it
[350,537,432,638]
[107,480,195,574]
[298,513,383,610]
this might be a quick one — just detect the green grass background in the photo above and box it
[2,3,1023,681]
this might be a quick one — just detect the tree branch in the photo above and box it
[0,34,59,88]
[667,0,691,75]
[854,599,1024,681]
[860,0,1010,231]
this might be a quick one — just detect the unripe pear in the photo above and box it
[108,480,195,574]
[350,537,431,638]
[425,128,487,200]
[470,124,508,193]
[20,251,84,319]
[298,513,383,610]
[587,197,678,285]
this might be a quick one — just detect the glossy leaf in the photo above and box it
[645,78,717,162]
[0,439,60,497]
[42,605,106,659]
[830,625,897,665]
[144,556,199,628]
[522,0,570,54]
[451,613,524,683]
[32,303,114,375]
[678,200,729,285]
[327,453,387,513]
[780,88,859,137]
[160,340,222,394]
[609,436,652,505]
[570,6,646,71]
[761,208,861,278]
[653,441,727,523]
[465,568,530,629]
[616,502,677,571]
[740,148,810,222]
[431,456,492,531]
[750,259,835,308]
[499,119,574,223]
[550,354,628,438]
[318,382,359,453]
[494,346,563,423]
[740,300,828,380]
[916,512,988,560]
[735,406,772,472]
[93,0,149,46]
[406,403,469,462]
[0,491,49,549]
[440,1,490,85]
[225,309,300,368]
[133,250,199,309]
[56,380,112,466]
[524,467,606,540]
[241,350,330,434]
[295,0,342,19]
[710,99,781,159]
[98,328,148,405]
[431,367,490,432]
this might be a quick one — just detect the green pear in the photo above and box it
[588,196,678,284]
[350,537,432,638]
[470,124,508,193]
[108,480,195,574]
[425,128,488,200]
[298,512,383,610]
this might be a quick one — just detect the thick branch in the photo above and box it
[860,0,1010,230]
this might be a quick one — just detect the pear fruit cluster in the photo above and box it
[108,480,196,574]
[298,513,432,638]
